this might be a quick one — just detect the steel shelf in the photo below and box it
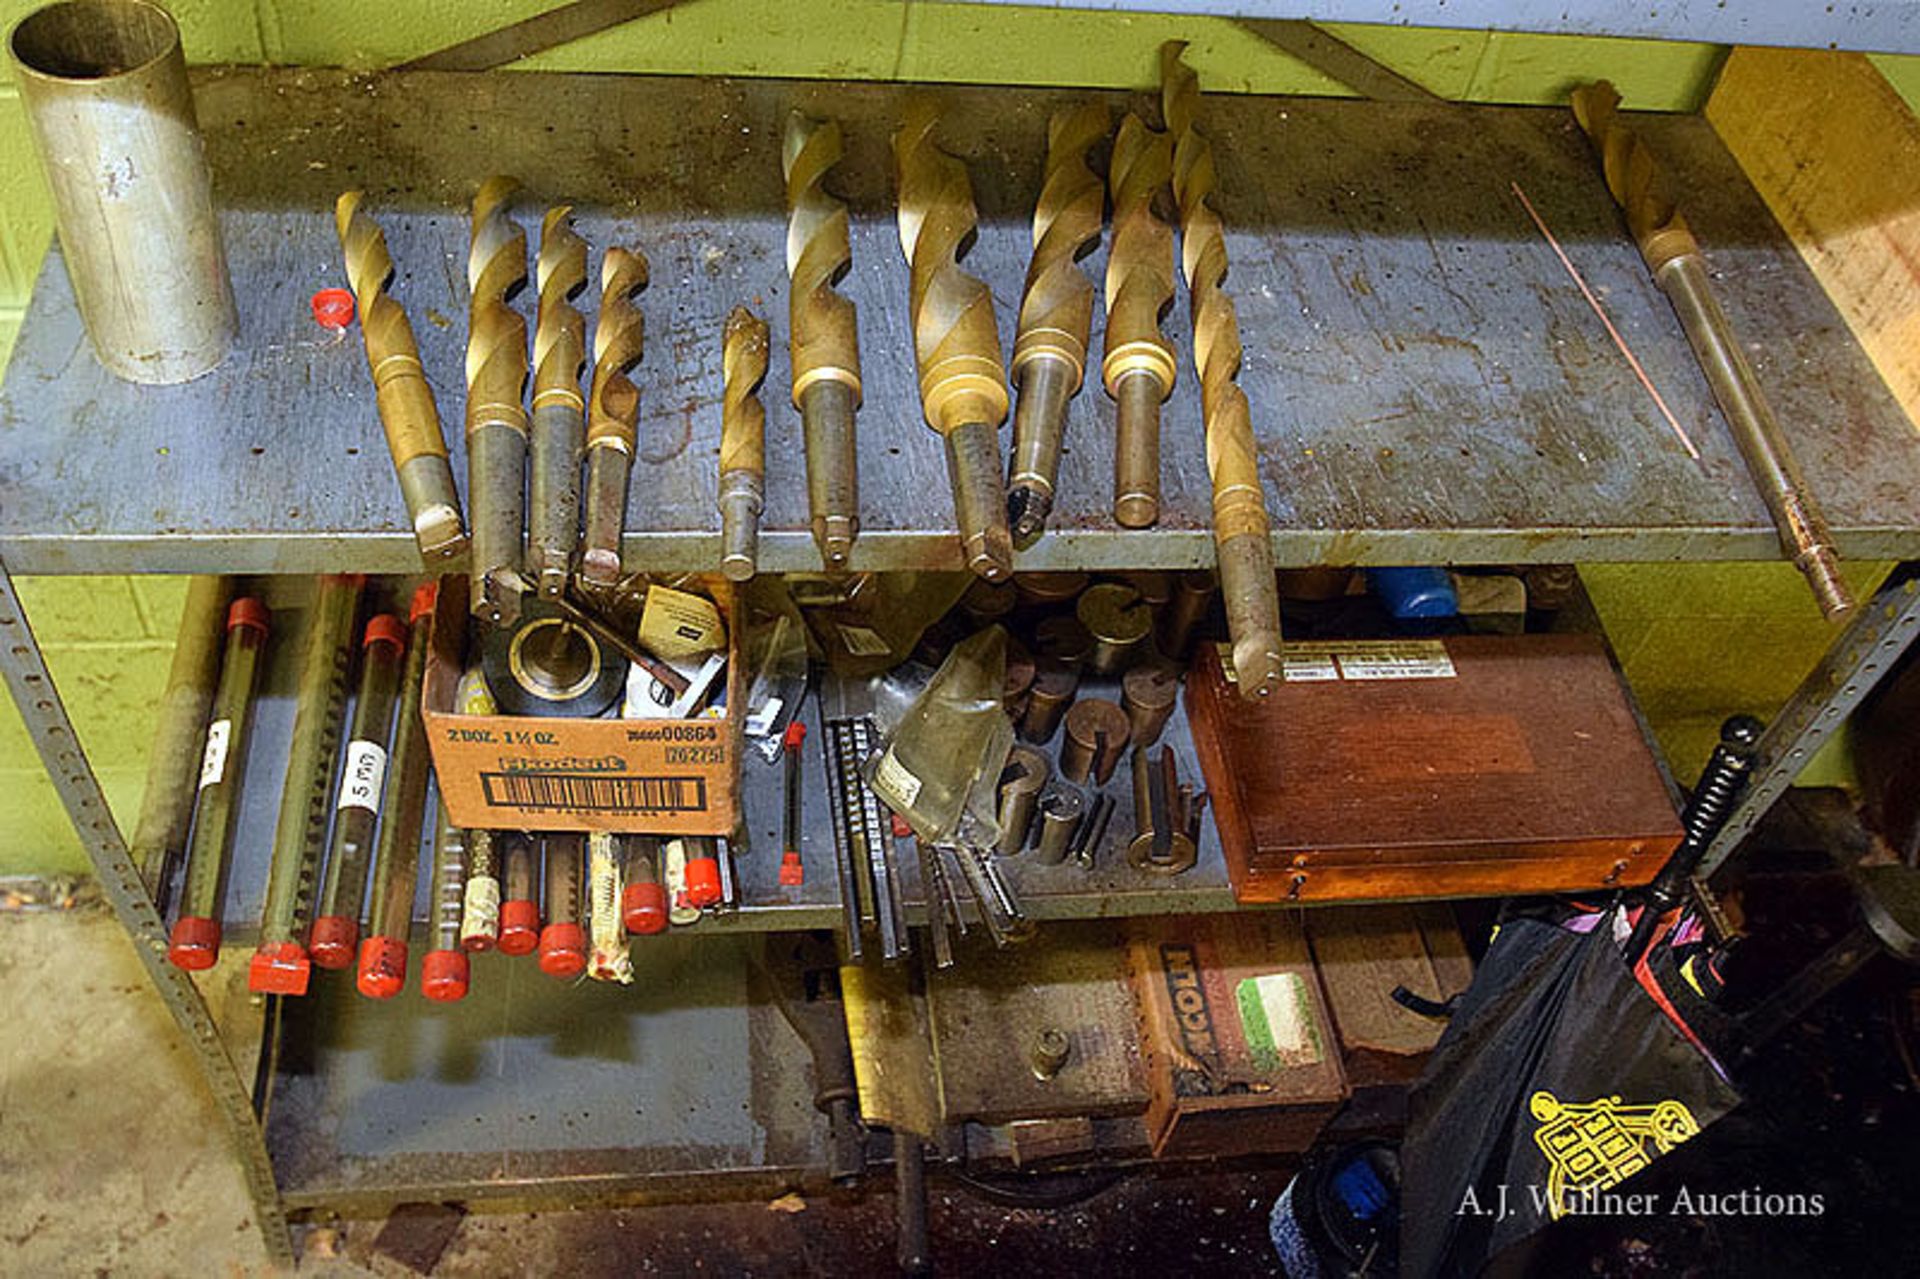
[4,69,1918,576]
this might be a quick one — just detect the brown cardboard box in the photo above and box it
[422,578,741,835]
[1129,913,1347,1159]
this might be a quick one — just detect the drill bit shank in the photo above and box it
[1009,103,1107,547]
[1571,81,1853,622]
[784,114,863,569]
[466,176,530,624]
[719,306,770,581]
[530,207,588,598]
[335,192,467,564]
[895,99,1014,582]
[1162,44,1285,698]
[580,247,648,586]
[1103,112,1179,531]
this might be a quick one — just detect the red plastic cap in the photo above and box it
[537,922,586,979]
[355,935,408,999]
[409,582,438,623]
[778,850,804,888]
[248,940,311,995]
[308,915,359,969]
[167,916,221,970]
[363,612,407,652]
[498,900,541,956]
[622,881,667,935]
[783,721,808,751]
[684,855,723,908]
[420,949,470,1002]
[226,596,270,637]
[890,813,912,839]
[311,287,355,330]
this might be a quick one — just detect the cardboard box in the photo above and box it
[422,577,741,835]
[1129,913,1347,1159]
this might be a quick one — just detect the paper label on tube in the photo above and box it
[336,740,389,811]
[198,720,231,790]
[872,748,922,809]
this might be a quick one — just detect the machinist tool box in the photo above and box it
[1187,634,1684,903]
[421,576,742,835]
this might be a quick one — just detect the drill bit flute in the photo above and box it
[579,248,649,587]
[466,177,530,624]
[718,307,770,581]
[1008,103,1108,548]
[894,100,1015,583]
[1103,112,1179,530]
[1162,44,1285,699]
[529,208,588,598]
[335,192,468,565]
[1571,82,1854,622]
[783,114,863,569]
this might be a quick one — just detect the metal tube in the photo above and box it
[801,380,860,568]
[944,420,1013,583]
[1657,254,1853,620]
[1007,356,1075,547]
[7,0,234,383]
[250,574,361,995]
[132,575,232,900]
[355,593,433,999]
[168,596,268,970]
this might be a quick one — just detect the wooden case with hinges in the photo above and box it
[421,576,742,835]
[1187,634,1682,903]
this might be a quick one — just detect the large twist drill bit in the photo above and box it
[783,113,863,570]
[1008,102,1108,548]
[466,176,530,624]
[336,192,468,565]
[1571,81,1854,621]
[580,246,649,587]
[1102,112,1179,531]
[718,306,770,581]
[1162,43,1284,699]
[894,99,1014,583]
[530,207,588,598]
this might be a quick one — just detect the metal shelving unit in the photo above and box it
[5,66,1919,1264]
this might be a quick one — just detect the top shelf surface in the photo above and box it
[2,68,1917,576]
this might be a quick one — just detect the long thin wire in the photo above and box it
[1511,180,1701,461]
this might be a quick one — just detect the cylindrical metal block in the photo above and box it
[995,746,1051,855]
[1077,582,1153,676]
[1033,786,1084,866]
[9,0,235,383]
[1122,663,1180,748]
[1019,656,1079,745]
[1034,614,1093,669]
[1061,698,1130,786]
[1014,572,1087,611]
[1161,569,1214,661]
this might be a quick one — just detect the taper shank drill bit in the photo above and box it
[466,176,530,624]
[1571,82,1854,621]
[1008,103,1108,548]
[1103,112,1179,531]
[783,113,863,569]
[894,99,1014,582]
[530,207,588,598]
[336,192,468,565]
[719,306,770,581]
[1162,43,1284,698]
[580,247,648,587]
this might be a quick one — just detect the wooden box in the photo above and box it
[1187,635,1682,903]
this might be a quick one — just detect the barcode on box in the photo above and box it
[479,772,708,813]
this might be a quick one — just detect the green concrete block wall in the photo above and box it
[0,3,1912,873]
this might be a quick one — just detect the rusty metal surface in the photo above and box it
[2,69,1916,574]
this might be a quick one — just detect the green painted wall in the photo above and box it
[0,2,1909,872]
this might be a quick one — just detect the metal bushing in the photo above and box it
[1033,786,1085,865]
[960,578,1018,629]
[1019,657,1079,745]
[995,746,1052,855]
[1004,637,1036,718]
[481,597,628,717]
[1122,663,1181,748]
[1014,572,1088,611]
[1077,582,1153,676]
[1161,569,1215,661]
[1061,698,1131,786]
[1034,614,1094,670]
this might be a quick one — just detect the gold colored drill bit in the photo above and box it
[529,207,588,599]
[579,246,648,587]
[1571,81,1852,621]
[466,176,530,624]
[1103,112,1179,531]
[1161,43,1284,699]
[335,191,468,565]
[718,306,770,581]
[1008,102,1108,549]
[783,113,863,570]
[894,98,1014,583]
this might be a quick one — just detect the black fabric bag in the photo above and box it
[1399,902,1743,1278]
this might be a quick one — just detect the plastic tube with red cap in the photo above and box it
[356,585,436,999]
[537,832,587,979]
[621,835,667,935]
[683,834,724,909]
[250,574,363,996]
[780,721,807,887]
[169,596,270,970]
[420,798,471,1001]
[453,667,501,951]
[497,830,541,955]
[309,610,407,969]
